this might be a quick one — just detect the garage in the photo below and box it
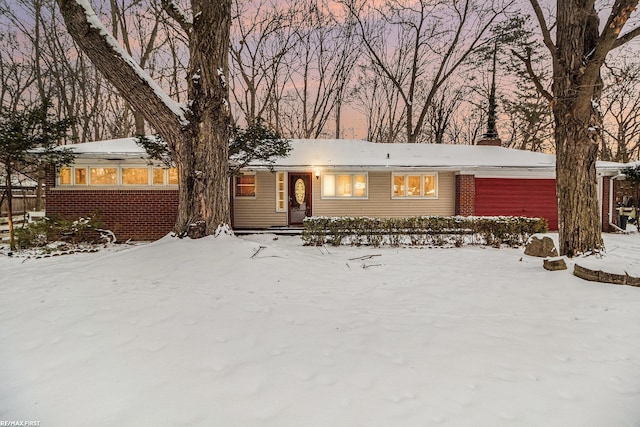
[474,178,558,230]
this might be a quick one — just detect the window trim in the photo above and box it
[275,171,287,212]
[234,172,257,198]
[321,172,368,199]
[391,172,439,199]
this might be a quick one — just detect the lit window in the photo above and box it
[122,168,149,185]
[392,173,438,198]
[90,167,117,185]
[59,167,71,185]
[75,168,87,185]
[337,175,352,197]
[235,174,256,197]
[322,173,367,198]
[168,168,178,185]
[276,172,286,212]
[153,168,165,185]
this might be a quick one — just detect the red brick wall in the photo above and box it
[455,174,475,216]
[45,168,178,241]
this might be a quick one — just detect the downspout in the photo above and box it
[609,173,625,232]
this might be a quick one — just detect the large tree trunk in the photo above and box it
[56,0,231,238]
[176,1,231,238]
[554,112,603,256]
[552,0,605,256]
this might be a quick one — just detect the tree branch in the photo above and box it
[160,0,192,35]
[528,0,556,55]
[614,25,640,49]
[512,48,553,102]
[55,0,187,148]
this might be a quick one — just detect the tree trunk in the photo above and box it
[554,112,603,256]
[552,0,605,256]
[5,165,15,251]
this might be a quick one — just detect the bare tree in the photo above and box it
[523,0,640,255]
[342,0,513,144]
[229,0,301,129]
[277,0,360,139]
[601,60,640,162]
[55,0,231,238]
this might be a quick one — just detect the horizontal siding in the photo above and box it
[313,171,455,218]
[233,171,287,228]
[475,178,558,230]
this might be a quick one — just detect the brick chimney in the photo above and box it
[476,138,502,147]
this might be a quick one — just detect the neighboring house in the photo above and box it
[45,138,624,241]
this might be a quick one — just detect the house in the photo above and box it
[45,138,624,241]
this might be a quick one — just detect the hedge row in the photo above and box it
[301,216,548,248]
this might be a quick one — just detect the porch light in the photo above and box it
[315,168,320,180]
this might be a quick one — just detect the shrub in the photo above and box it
[301,215,548,248]
[14,213,112,249]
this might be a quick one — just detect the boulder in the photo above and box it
[525,236,558,258]
[543,257,567,271]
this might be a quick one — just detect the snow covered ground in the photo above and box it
[1,232,640,426]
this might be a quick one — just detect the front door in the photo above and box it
[288,173,312,225]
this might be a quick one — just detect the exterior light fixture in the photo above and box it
[315,168,320,180]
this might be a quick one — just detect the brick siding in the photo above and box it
[455,174,475,216]
[45,167,177,241]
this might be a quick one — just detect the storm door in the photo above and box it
[288,173,312,225]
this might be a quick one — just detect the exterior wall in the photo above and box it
[312,171,456,218]
[45,168,178,241]
[601,176,611,232]
[232,171,287,228]
[455,174,475,216]
[474,178,559,230]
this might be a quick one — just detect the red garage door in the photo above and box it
[475,178,558,230]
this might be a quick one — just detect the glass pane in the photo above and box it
[59,167,71,185]
[235,175,255,196]
[393,175,404,197]
[294,178,305,204]
[75,168,87,185]
[424,175,436,196]
[122,168,149,185]
[90,167,117,185]
[153,168,165,185]
[407,176,421,197]
[168,168,178,185]
[322,175,335,197]
[354,175,366,197]
[337,175,352,197]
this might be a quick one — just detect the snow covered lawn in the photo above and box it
[1,233,640,426]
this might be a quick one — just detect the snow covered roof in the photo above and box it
[274,139,556,170]
[64,137,624,172]
[64,137,147,157]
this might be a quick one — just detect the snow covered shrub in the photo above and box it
[14,213,110,249]
[302,216,548,248]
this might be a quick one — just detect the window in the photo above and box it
[276,172,286,212]
[122,168,149,185]
[392,173,438,198]
[322,173,367,199]
[153,168,165,185]
[168,168,178,185]
[59,167,71,185]
[75,168,87,185]
[90,167,117,185]
[235,173,256,197]
[56,165,179,187]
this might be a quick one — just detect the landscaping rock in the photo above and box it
[525,236,558,258]
[543,257,567,271]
